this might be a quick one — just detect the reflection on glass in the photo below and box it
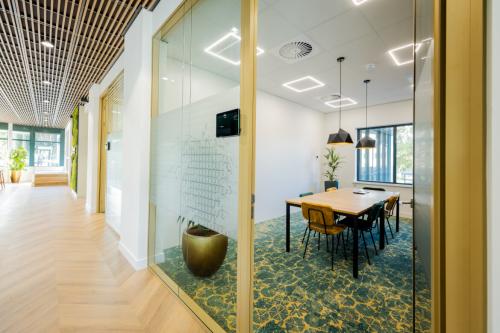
[396,125,414,184]
[414,0,435,331]
[34,132,62,167]
[150,0,241,331]
[0,129,8,164]
[358,127,395,183]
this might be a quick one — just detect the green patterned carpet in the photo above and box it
[158,213,431,332]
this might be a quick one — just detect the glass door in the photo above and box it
[414,0,436,331]
[149,0,245,331]
[102,73,124,232]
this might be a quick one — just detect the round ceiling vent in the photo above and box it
[278,41,313,60]
[319,94,341,102]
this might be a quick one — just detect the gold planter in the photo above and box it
[182,225,228,277]
[10,170,21,183]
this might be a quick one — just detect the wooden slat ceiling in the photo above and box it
[0,0,156,128]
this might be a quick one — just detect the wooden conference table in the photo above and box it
[286,188,400,278]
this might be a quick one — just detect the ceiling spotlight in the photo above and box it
[41,41,54,48]
[43,111,49,115]
[353,0,369,5]
[43,100,49,103]
[365,63,376,71]
[388,43,422,66]
[42,80,51,85]
[282,76,325,93]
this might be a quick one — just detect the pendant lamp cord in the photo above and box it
[365,80,368,127]
[339,58,342,129]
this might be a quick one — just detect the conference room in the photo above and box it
[148,0,432,331]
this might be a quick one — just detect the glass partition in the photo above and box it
[149,0,242,331]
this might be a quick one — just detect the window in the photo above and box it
[357,124,413,185]
[34,132,62,167]
[12,129,31,166]
[0,123,7,166]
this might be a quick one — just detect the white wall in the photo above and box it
[255,91,323,222]
[487,0,499,331]
[323,100,414,217]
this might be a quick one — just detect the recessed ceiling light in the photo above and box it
[42,80,51,85]
[161,76,175,82]
[43,111,49,115]
[282,76,325,93]
[43,100,49,103]
[204,28,264,66]
[325,97,358,108]
[353,0,369,5]
[388,43,422,66]
[41,41,54,48]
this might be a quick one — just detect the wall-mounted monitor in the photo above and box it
[216,109,240,137]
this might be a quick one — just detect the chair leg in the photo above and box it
[335,234,341,254]
[301,226,308,244]
[326,233,330,252]
[341,232,347,260]
[387,217,394,238]
[303,229,312,259]
[318,233,321,251]
[369,229,378,255]
[361,232,371,265]
[331,234,335,270]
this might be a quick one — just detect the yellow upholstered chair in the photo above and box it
[384,195,399,239]
[301,202,347,269]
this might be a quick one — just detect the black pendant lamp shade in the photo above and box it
[327,56,353,145]
[356,79,376,149]
[328,128,354,145]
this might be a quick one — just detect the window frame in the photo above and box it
[356,123,413,185]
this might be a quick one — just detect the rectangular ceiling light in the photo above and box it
[388,43,422,66]
[324,97,358,108]
[204,28,264,66]
[352,0,369,5]
[282,76,325,93]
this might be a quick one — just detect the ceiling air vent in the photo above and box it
[279,41,313,60]
[273,36,320,64]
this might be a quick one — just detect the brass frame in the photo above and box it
[444,0,486,332]
[97,71,124,214]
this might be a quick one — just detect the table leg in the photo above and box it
[286,202,290,252]
[379,208,385,250]
[396,197,400,232]
[352,224,359,279]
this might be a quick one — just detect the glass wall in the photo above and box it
[0,123,7,167]
[102,73,124,230]
[149,0,242,331]
[34,132,62,167]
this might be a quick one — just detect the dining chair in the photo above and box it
[384,195,399,239]
[301,202,347,270]
[299,192,314,243]
[343,202,384,265]
[362,186,386,192]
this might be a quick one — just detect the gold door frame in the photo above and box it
[97,71,124,214]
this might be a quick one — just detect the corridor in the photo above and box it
[0,184,206,332]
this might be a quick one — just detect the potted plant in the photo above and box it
[324,147,342,191]
[9,146,28,183]
[182,221,228,277]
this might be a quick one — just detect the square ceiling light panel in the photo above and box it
[324,97,358,108]
[282,76,325,93]
[204,28,264,66]
[352,0,369,5]
[388,43,422,66]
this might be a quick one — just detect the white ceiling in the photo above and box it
[169,0,418,114]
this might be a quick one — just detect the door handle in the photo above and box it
[106,142,111,151]
[402,199,414,209]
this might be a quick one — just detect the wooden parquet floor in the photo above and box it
[0,184,208,333]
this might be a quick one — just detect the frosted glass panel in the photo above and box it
[150,0,241,331]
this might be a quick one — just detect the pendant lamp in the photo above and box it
[356,79,376,149]
[327,57,353,145]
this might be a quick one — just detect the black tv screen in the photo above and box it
[216,109,240,137]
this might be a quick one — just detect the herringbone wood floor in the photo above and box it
[0,184,208,333]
